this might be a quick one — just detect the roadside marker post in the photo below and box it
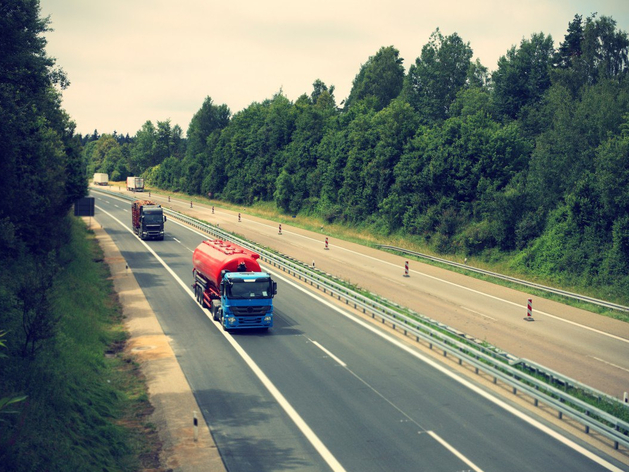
[278,224,282,235]
[524,298,534,321]
[325,237,329,250]
[193,411,199,442]
[403,261,410,277]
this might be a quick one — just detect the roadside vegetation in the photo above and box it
[0,2,159,469]
[85,14,629,306]
[0,219,159,471]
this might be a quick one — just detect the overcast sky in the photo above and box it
[40,0,629,137]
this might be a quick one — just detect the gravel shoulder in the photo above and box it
[92,220,226,472]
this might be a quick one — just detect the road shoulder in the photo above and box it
[92,219,226,472]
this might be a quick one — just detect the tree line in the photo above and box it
[87,14,629,297]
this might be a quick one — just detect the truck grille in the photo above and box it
[230,306,268,316]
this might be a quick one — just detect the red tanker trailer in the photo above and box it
[192,239,277,330]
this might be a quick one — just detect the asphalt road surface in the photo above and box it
[131,188,629,399]
[92,190,628,472]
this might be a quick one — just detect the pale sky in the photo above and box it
[40,0,629,137]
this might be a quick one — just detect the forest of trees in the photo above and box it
[86,14,629,297]
[0,1,627,467]
[0,1,87,353]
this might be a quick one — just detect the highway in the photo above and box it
[130,189,629,398]
[92,191,628,472]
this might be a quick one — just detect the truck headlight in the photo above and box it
[227,317,236,325]
[264,316,272,322]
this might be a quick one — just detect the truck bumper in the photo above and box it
[223,314,273,330]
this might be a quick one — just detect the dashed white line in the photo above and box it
[310,339,347,367]
[590,356,629,374]
[464,307,496,321]
[309,339,484,471]
[268,269,624,472]
[428,431,484,472]
[205,205,626,344]
[95,205,347,472]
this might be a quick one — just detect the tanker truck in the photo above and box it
[192,239,277,331]
[131,200,166,240]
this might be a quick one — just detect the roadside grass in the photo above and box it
[0,218,160,471]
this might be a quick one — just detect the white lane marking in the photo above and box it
[237,217,628,344]
[428,431,484,472]
[95,205,347,472]
[105,201,623,472]
[310,340,347,367]
[264,269,624,472]
[464,308,496,321]
[114,204,119,208]
[173,237,181,243]
[590,357,629,374]
[310,339,483,471]
[93,191,627,344]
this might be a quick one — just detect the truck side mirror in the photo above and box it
[163,215,167,222]
[273,281,277,295]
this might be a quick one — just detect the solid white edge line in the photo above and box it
[97,200,623,471]
[95,205,347,472]
[93,189,628,344]
[264,267,625,472]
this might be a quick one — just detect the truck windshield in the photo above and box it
[143,213,163,224]
[228,279,271,299]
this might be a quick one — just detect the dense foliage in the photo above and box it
[86,14,629,299]
[0,1,147,469]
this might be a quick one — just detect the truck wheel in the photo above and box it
[210,301,220,320]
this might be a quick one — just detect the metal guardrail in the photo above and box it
[91,188,629,452]
[379,245,629,313]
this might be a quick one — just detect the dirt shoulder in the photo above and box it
[92,219,226,472]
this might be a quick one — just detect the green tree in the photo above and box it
[129,120,156,174]
[492,32,555,120]
[552,14,629,94]
[402,29,474,124]
[345,46,405,111]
